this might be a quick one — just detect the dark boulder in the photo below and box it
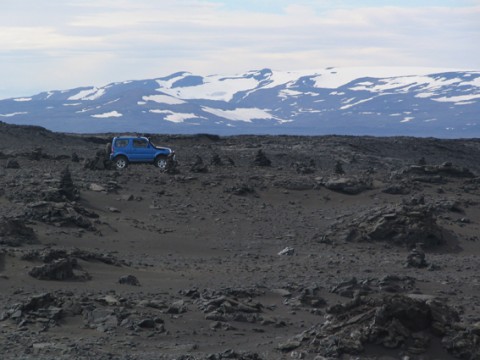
[5,159,20,169]
[0,218,37,246]
[29,258,90,281]
[118,274,140,286]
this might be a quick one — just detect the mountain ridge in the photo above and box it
[0,67,479,137]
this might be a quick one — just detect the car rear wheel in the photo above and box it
[114,156,128,170]
[155,156,167,170]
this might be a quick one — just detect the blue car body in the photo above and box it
[109,136,174,169]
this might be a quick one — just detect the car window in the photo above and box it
[115,139,129,148]
[133,139,148,148]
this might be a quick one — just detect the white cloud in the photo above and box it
[0,26,102,50]
[0,1,478,98]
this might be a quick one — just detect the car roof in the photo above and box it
[114,136,149,141]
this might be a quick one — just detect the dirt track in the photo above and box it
[1,122,480,359]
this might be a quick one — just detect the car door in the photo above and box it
[132,138,152,161]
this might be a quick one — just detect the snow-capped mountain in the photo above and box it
[0,67,479,137]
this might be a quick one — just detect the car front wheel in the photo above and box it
[114,156,128,170]
[155,156,167,170]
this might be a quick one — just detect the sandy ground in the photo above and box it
[1,123,480,359]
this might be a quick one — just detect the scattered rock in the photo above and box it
[25,201,97,230]
[190,155,208,173]
[137,318,156,329]
[277,339,301,352]
[400,162,476,179]
[89,183,106,192]
[224,183,255,196]
[210,153,224,166]
[326,200,446,248]
[29,258,90,281]
[323,177,371,195]
[5,159,20,169]
[278,247,295,256]
[83,150,111,170]
[405,243,428,268]
[334,160,345,175]
[292,159,315,174]
[383,183,411,195]
[0,218,37,246]
[167,299,188,314]
[290,294,469,358]
[253,150,271,167]
[118,274,140,286]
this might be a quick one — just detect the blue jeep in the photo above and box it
[109,136,175,170]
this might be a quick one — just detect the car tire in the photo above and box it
[154,156,167,170]
[114,156,128,170]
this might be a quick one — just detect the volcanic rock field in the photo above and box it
[1,121,480,359]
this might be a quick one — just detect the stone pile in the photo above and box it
[0,292,170,337]
[291,159,316,174]
[29,258,90,281]
[21,247,128,267]
[329,275,416,298]
[391,162,476,185]
[25,201,97,230]
[279,293,479,359]
[326,199,446,248]
[252,150,271,167]
[190,155,208,173]
[1,293,66,329]
[182,288,281,327]
[83,150,111,170]
[405,162,475,178]
[405,244,428,268]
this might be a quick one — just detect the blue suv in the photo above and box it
[109,136,175,170]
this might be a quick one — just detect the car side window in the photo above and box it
[115,139,129,148]
[133,139,148,148]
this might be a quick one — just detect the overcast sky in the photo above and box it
[1,0,479,99]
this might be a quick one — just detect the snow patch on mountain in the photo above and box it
[69,88,106,101]
[432,94,480,103]
[149,109,199,123]
[158,74,259,102]
[91,111,122,118]
[279,89,304,98]
[13,98,32,102]
[340,97,377,110]
[0,112,28,117]
[202,107,285,123]
[312,67,461,89]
